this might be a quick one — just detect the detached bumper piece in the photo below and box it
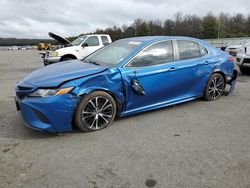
[225,70,238,95]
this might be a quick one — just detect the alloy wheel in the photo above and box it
[81,96,114,130]
[208,76,224,100]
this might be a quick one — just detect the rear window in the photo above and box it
[199,45,208,56]
[101,36,109,46]
[177,40,200,60]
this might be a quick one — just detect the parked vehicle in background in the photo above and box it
[225,41,249,56]
[18,46,27,50]
[236,44,250,74]
[43,32,112,66]
[7,46,18,50]
[38,43,51,51]
[15,36,237,133]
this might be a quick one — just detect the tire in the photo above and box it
[204,73,225,101]
[61,57,73,61]
[74,91,117,132]
[44,62,50,66]
[240,67,250,75]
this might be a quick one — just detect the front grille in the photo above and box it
[16,85,35,100]
[243,59,250,64]
[229,51,237,56]
[46,51,50,57]
[18,86,33,90]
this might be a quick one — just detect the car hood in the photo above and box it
[22,60,108,87]
[49,32,72,46]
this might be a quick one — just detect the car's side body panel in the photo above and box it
[16,36,237,132]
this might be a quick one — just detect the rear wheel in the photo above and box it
[74,91,116,132]
[204,73,225,101]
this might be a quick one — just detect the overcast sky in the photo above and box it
[0,0,249,39]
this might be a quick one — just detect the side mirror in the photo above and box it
[131,79,145,96]
[82,43,88,47]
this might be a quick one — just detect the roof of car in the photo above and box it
[84,34,110,36]
[122,36,200,42]
[120,36,210,48]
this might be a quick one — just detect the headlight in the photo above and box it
[29,87,74,97]
[237,47,245,54]
[49,51,59,57]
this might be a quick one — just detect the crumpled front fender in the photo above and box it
[63,68,125,114]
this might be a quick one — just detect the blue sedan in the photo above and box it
[15,36,238,132]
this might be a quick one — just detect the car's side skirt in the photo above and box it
[120,94,202,117]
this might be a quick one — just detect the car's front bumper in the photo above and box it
[15,92,80,133]
[43,56,61,65]
[236,54,250,68]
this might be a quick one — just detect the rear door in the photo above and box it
[173,40,211,96]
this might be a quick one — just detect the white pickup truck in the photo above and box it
[236,45,250,74]
[43,32,112,65]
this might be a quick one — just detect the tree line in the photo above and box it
[1,12,250,46]
[91,12,250,41]
[0,38,53,46]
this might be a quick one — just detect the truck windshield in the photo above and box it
[72,36,87,46]
[84,40,142,67]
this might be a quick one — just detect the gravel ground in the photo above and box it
[0,50,250,188]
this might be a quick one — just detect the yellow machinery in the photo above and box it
[38,43,51,50]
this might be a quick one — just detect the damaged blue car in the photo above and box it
[15,36,238,132]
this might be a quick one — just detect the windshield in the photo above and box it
[84,40,142,67]
[72,36,87,46]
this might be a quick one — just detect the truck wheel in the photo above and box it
[61,57,74,61]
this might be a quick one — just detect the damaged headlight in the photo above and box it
[29,87,74,97]
[49,51,59,57]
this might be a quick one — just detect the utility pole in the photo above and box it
[217,17,221,39]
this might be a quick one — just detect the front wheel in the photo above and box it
[74,91,117,132]
[204,73,225,101]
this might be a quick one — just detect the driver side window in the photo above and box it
[83,36,100,47]
[128,40,174,67]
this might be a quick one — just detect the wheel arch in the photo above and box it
[60,54,77,61]
[78,88,123,116]
[212,70,227,86]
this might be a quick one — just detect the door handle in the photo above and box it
[203,61,209,65]
[167,67,176,72]
[202,59,220,65]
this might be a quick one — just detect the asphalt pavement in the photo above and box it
[0,50,250,188]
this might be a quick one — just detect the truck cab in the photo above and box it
[43,32,112,65]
